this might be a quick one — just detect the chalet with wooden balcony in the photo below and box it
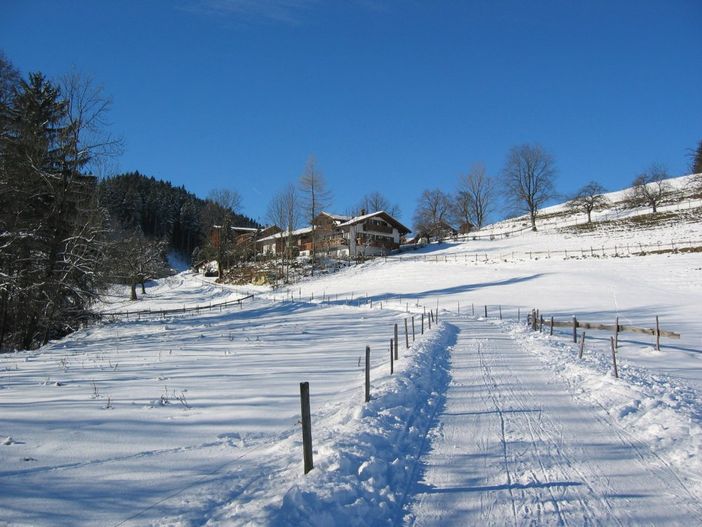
[302,210,410,258]
[337,210,411,257]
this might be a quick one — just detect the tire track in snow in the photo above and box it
[407,316,702,526]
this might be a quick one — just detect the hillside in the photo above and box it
[1,175,701,525]
[98,172,260,257]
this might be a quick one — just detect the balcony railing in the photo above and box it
[363,222,394,235]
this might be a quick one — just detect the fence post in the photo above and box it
[610,337,619,379]
[484,305,488,318]
[517,307,520,323]
[572,316,578,343]
[412,316,415,342]
[390,339,394,374]
[579,332,586,359]
[457,301,460,314]
[428,312,432,329]
[421,313,424,334]
[550,316,554,336]
[435,308,439,324]
[499,305,502,320]
[405,319,409,349]
[394,324,399,360]
[539,315,544,332]
[655,316,661,351]
[365,346,371,402]
[299,382,314,474]
[614,317,619,349]
[472,303,475,316]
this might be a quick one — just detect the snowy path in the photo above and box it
[406,317,702,526]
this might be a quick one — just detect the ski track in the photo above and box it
[406,316,702,526]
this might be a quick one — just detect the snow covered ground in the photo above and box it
[2,181,701,525]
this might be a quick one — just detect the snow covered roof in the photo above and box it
[257,226,313,243]
[338,210,411,234]
[317,211,351,222]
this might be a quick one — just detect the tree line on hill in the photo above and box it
[412,141,702,238]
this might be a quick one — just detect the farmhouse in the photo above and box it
[257,226,313,256]
[306,210,410,258]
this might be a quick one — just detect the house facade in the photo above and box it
[305,210,410,258]
[257,226,313,256]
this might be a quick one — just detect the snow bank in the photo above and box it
[236,323,457,526]
[505,319,702,493]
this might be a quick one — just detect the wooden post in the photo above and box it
[390,339,394,374]
[365,346,371,402]
[484,305,488,318]
[394,324,399,360]
[610,337,619,379]
[421,313,424,334]
[405,319,409,349]
[655,316,661,351]
[457,301,460,314]
[517,307,520,322]
[412,316,415,342]
[539,315,544,332]
[550,316,554,336]
[299,382,314,474]
[435,308,439,324]
[472,303,475,316]
[499,305,502,320]
[579,332,586,359]
[428,312,432,329]
[614,316,619,349]
[573,316,578,343]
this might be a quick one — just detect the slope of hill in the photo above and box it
[1,175,701,525]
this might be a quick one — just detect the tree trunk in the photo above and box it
[0,291,8,351]
[530,212,537,231]
[130,283,138,301]
[141,281,146,294]
[652,202,657,213]
[587,210,592,223]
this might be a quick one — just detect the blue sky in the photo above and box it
[3,0,701,227]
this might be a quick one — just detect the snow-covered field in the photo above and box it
[2,179,702,525]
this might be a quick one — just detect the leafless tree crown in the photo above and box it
[502,143,556,230]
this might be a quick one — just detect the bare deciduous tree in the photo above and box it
[355,191,401,217]
[108,229,168,300]
[208,188,242,213]
[567,181,609,223]
[299,156,331,271]
[60,71,124,174]
[202,188,242,279]
[413,189,452,240]
[266,183,300,280]
[690,139,702,175]
[454,163,494,230]
[627,164,670,213]
[502,144,557,231]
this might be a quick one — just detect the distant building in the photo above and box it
[257,226,313,256]
[305,210,410,258]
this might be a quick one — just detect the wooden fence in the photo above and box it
[388,238,702,265]
[526,309,680,351]
[100,294,254,321]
